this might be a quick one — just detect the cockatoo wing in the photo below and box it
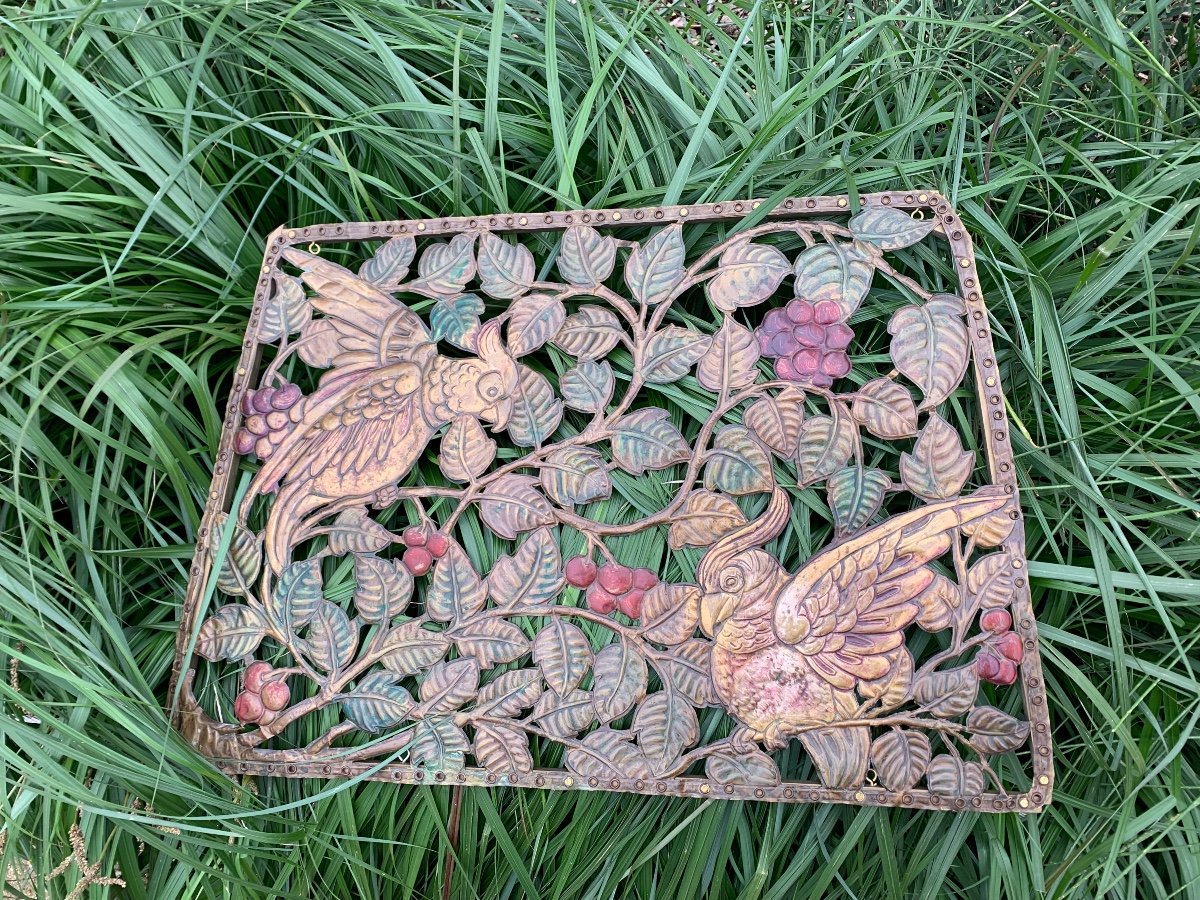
[772,488,1010,690]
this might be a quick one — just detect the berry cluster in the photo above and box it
[974,609,1023,685]
[235,383,304,459]
[565,557,656,620]
[234,661,291,725]
[756,299,854,388]
[400,527,449,576]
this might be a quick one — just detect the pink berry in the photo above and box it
[234,691,264,724]
[769,330,800,356]
[241,392,258,416]
[980,609,1012,634]
[253,388,276,413]
[820,350,851,378]
[404,547,433,576]
[243,661,272,693]
[993,659,1018,685]
[786,299,813,324]
[617,589,644,620]
[258,708,279,726]
[234,429,255,455]
[426,532,449,558]
[631,568,657,591]
[273,383,303,409]
[597,564,633,595]
[586,583,618,614]
[813,300,842,325]
[773,356,797,381]
[975,652,1000,682]
[403,527,427,548]
[260,679,291,711]
[792,348,822,375]
[565,556,598,588]
[244,414,268,437]
[997,631,1024,663]
[254,437,274,459]
[825,323,854,350]
[793,324,825,348]
[265,410,288,430]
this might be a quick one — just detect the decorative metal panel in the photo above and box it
[170,192,1053,812]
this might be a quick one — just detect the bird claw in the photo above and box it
[729,727,760,754]
[370,486,400,509]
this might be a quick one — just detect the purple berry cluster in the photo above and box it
[234,383,304,459]
[756,299,854,387]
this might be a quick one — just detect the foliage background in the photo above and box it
[1,0,1198,897]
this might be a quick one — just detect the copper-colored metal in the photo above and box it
[170,193,1052,812]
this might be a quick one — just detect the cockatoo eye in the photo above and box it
[479,372,503,401]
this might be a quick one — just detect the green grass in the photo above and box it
[1,0,1199,896]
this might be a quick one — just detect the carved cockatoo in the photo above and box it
[239,249,518,572]
[696,485,1009,786]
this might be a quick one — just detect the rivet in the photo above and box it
[918,193,929,202]
[1013,558,1023,568]
[854,790,865,802]
[1019,797,1030,808]
[468,219,477,227]
[635,780,645,790]
[882,196,892,205]
[725,785,734,794]
[582,213,591,223]
[700,784,710,793]
[238,367,246,375]
[966,278,976,287]
[679,207,688,217]
[837,198,848,208]
[417,222,426,231]
[564,777,574,787]
[654,210,664,219]
[905,194,915,202]
[261,265,270,274]
[754,788,765,798]
[784,199,794,209]
[734,203,743,212]
[657,782,666,793]
[535,775,545,786]
[753,201,762,209]
[518,217,528,225]
[635,210,645,219]
[610,778,620,788]
[487,774,497,783]
[806,199,816,208]
[713,205,722,213]
[287,230,296,238]
[564,215,573,224]
[959,258,970,268]
[589,777,599,787]
[545,215,554,223]
[1039,775,1050,785]
[985,377,996,386]
[612,212,622,221]
[505,217,514,225]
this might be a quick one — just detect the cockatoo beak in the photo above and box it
[486,396,513,432]
[699,592,737,638]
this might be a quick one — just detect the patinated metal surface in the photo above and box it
[170,192,1053,812]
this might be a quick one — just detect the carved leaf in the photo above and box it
[531,689,595,737]
[967,706,1031,755]
[532,619,591,695]
[507,365,562,447]
[660,639,716,706]
[705,747,781,786]
[925,756,985,795]
[888,295,970,409]
[473,722,533,774]
[419,658,480,714]
[213,516,262,597]
[696,318,760,393]
[592,641,648,722]
[358,236,416,288]
[870,729,931,791]
[478,474,556,540]
[426,541,488,622]
[259,274,310,343]
[900,413,974,501]
[341,672,414,733]
[379,620,451,676]
[561,360,614,413]
[642,326,711,384]
[849,207,936,250]
[625,224,686,305]
[826,465,890,534]
[353,555,414,623]
[553,305,625,360]
[439,415,497,483]
[326,507,393,556]
[540,447,611,506]
[858,646,913,711]
[914,572,961,632]
[639,583,701,645]
[266,559,323,634]
[296,317,341,368]
[411,233,477,295]
[634,690,699,775]
[851,378,919,439]
[795,408,857,485]
[303,600,358,672]
[475,669,543,717]
[454,619,529,667]
[558,225,616,285]
[800,726,870,788]
[487,528,564,608]
[704,425,774,495]
[961,507,1017,548]
[705,237,790,311]
[410,718,469,771]
[478,231,535,299]
[967,552,1016,609]
[792,240,875,317]
[743,386,806,457]
[430,293,484,351]
[507,293,566,357]
[565,729,652,779]
[196,604,268,661]
[610,408,690,475]
[912,664,978,718]
[667,489,747,550]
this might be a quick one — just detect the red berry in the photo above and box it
[403,527,427,548]
[426,532,449,558]
[813,300,842,325]
[825,323,854,350]
[273,383,303,409]
[975,651,1000,681]
[586,583,618,614]
[980,609,1012,634]
[596,564,633,595]
[786,299,814,324]
[266,410,288,430]
[260,679,291,711]
[234,429,255,455]
[245,414,268,437]
[793,324,825,348]
[565,556,598,588]
[617,589,644,620]
[253,388,276,413]
[770,330,800,356]
[241,392,258,416]
[234,691,264,724]
[258,708,279,726]
[997,631,1024,663]
[631,568,657,591]
[254,437,274,459]
[403,547,433,576]
[773,356,797,381]
[243,661,272,693]
[994,658,1018,685]
[792,348,822,375]
[820,350,851,378]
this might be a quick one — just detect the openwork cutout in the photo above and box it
[171,192,1053,811]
